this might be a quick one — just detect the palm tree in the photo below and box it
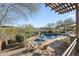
[0,3,40,26]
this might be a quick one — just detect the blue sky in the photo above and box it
[16,3,76,28]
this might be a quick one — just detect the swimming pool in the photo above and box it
[34,33,60,44]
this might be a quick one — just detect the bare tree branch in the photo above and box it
[0,3,39,26]
[0,4,12,26]
[12,5,28,20]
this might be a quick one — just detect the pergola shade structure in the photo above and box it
[45,3,78,14]
[45,3,79,55]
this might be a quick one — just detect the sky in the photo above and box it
[16,3,76,28]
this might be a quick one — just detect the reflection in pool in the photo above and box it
[34,33,60,44]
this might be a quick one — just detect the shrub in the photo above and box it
[59,37,71,49]
[48,30,53,33]
[15,32,38,47]
[8,40,16,44]
[15,34,24,46]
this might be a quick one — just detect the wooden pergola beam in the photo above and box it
[46,3,76,14]
[56,3,67,14]
[58,4,75,14]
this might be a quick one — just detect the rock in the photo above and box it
[0,40,6,51]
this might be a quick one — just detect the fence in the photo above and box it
[62,38,77,56]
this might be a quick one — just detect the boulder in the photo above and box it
[0,40,6,51]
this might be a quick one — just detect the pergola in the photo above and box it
[45,3,79,56]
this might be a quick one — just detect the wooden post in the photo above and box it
[76,3,79,55]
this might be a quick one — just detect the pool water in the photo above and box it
[34,33,60,44]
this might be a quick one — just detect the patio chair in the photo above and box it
[32,40,55,56]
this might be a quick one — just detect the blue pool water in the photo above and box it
[35,33,60,43]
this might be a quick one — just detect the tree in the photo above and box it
[45,23,56,29]
[64,18,75,26]
[23,24,36,32]
[0,3,40,26]
[56,20,64,28]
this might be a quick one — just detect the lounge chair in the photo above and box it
[32,40,55,56]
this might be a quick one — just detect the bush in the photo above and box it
[24,32,38,39]
[15,32,38,47]
[59,37,71,49]
[48,30,53,33]
[15,34,24,44]
[24,32,30,39]
[8,40,16,44]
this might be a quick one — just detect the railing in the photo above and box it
[62,38,77,56]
